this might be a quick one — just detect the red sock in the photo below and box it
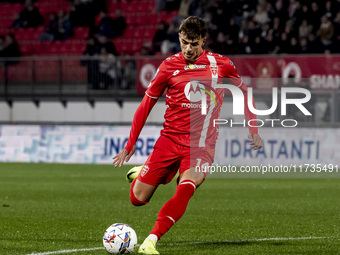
[150,180,196,239]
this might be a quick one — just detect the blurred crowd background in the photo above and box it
[0,0,339,59]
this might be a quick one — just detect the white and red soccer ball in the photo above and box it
[103,223,137,254]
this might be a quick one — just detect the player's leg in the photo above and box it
[139,168,204,254]
[139,152,210,254]
[148,168,205,238]
[130,178,157,206]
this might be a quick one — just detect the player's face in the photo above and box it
[179,33,206,62]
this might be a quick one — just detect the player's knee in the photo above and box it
[130,190,149,206]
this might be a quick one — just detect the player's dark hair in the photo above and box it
[179,16,208,40]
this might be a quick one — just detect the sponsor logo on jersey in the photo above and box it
[184,64,206,70]
[173,70,180,76]
[141,165,150,177]
[184,82,205,102]
[183,82,223,111]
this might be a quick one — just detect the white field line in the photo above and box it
[25,236,329,255]
[25,247,104,255]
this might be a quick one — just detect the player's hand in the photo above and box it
[248,132,263,150]
[112,145,136,167]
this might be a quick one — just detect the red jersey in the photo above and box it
[125,50,257,156]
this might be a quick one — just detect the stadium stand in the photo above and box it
[0,0,179,56]
[1,0,339,57]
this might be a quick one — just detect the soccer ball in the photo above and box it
[103,223,137,254]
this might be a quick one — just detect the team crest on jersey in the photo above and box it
[141,165,150,177]
[184,64,206,70]
[210,65,218,75]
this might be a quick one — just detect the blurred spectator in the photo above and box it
[287,0,298,19]
[333,12,340,49]
[82,37,100,89]
[324,0,336,20]
[277,32,290,54]
[0,35,6,52]
[97,34,118,56]
[188,0,216,17]
[54,10,74,40]
[309,2,322,31]
[317,15,334,47]
[154,0,166,12]
[238,35,252,54]
[291,0,303,28]
[120,58,137,90]
[97,9,126,38]
[97,47,117,89]
[178,0,194,18]
[112,9,126,37]
[245,19,261,43]
[69,1,83,27]
[226,17,239,42]
[12,0,43,28]
[286,37,300,54]
[283,22,295,39]
[253,4,269,25]
[83,37,100,56]
[70,0,96,27]
[300,4,313,27]
[273,0,288,23]
[155,0,180,12]
[140,46,151,56]
[271,17,283,40]
[252,36,267,54]
[307,33,323,53]
[298,19,312,39]
[152,21,169,53]
[39,12,58,42]
[160,19,180,55]
[0,34,21,58]
[210,6,225,34]
[82,35,118,90]
[97,12,116,38]
[207,32,228,54]
[300,37,309,54]
[263,33,279,54]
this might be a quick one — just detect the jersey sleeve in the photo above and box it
[124,95,157,153]
[222,57,258,135]
[145,61,169,99]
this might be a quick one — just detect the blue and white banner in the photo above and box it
[215,128,339,166]
[0,125,161,164]
[0,125,339,165]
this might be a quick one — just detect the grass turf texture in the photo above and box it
[0,163,339,255]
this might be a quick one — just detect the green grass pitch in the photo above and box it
[0,163,339,255]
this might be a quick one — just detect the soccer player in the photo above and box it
[113,16,263,254]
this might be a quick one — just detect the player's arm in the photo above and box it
[223,59,263,150]
[113,61,169,167]
[239,82,263,150]
[113,95,157,167]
